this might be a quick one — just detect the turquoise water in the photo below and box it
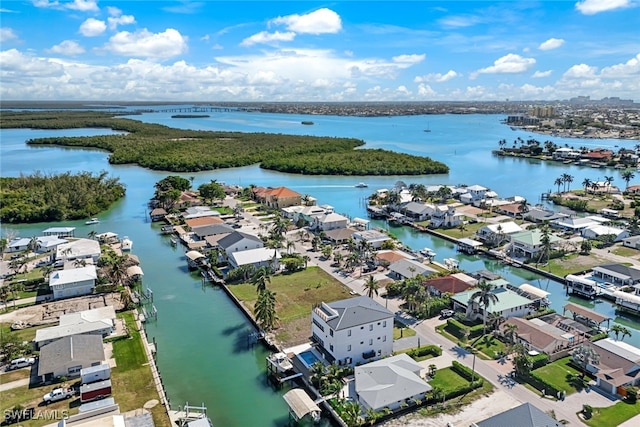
[1,111,640,425]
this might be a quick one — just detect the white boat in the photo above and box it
[267,352,294,373]
[355,182,368,188]
[85,218,100,225]
[121,236,133,251]
[420,247,436,258]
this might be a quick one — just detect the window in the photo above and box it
[347,345,351,351]
[68,365,81,375]
[369,339,373,346]
[348,330,351,337]
[369,324,373,331]
[383,335,387,342]
[383,320,387,327]
[330,344,334,351]
[313,318,325,332]
[330,329,333,337]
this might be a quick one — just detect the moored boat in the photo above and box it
[85,218,100,225]
[121,236,133,251]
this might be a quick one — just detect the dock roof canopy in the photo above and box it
[563,302,609,324]
[283,389,320,421]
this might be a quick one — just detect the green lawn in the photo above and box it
[429,367,472,391]
[612,246,640,258]
[469,335,507,360]
[228,267,351,323]
[532,357,583,395]
[0,322,50,342]
[585,401,640,427]
[393,321,417,339]
[544,252,609,277]
[437,222,485,240]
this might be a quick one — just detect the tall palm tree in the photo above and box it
[518,199,528,218]
[9,282,24,308]
[622,169,636,190]
[254,289,278,332]
[582,177,592,193]
[536,225,552,269]
[363,276,379,298]
[604,176,614,194]
[504,323,518,344]
[554,177,563,194]
[251,266,271,293]
[610,324,632,341]
[471,281,500,335]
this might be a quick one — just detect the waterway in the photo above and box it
[1,109,640,426]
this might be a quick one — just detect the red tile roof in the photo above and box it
[423,275,474,294]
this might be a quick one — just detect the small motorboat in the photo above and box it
[121,236,133,251]
[85,218,100,225]
[420,247,436,258]
[267,352,294,373]
[355,182,368,188]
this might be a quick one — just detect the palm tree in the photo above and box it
[340,400,363,427]
[88,230,97,240]
[518,199,528,218]
[302,255,311,268]
[604,176,614,193]
[563,173,574,192]
[362,276,379,298]
[254,289,278,332]
[512,343,533,377]
[251,266,271,293]
[536,225,552,269]
[610,324,632,341]
[554,177,563,194]
[622,169,636,190]
[9,282,24,308]
[582,177,592,193]
[471,281,500,335]
[504,323,518,344]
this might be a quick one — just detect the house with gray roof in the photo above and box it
[6,238,31,253]
[228,247,281,271]
[591,263,640,287]
[311,296,393,366]
[191,223,234,239]
[35,306,116,348]
[389,258,437,280]
[38,335,105,382]
[452,284,533,322]
[56,238,101,263]
[355,353,432,412]
[474,402,562,427]
[217,231,264,257]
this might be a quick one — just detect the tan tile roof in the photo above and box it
[185,217,224,228]
[423,275,474,294]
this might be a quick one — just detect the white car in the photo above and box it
[7,357,36,371]
[440,309,455,318]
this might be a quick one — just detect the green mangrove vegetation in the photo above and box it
[0,171,126,223]
[2,111,449,175]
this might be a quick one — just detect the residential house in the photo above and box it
[588,338,640,396]
[402,202,432,221]
[253,186,301,209]
[622,235,640,250]
[182,206,220,220]
[282,205,327,225]
[509,229,562,259]
[355,354,432,412]
[501,317,572,355]
[311,296,394,366]
[581,225,629,242]
[35,306,116,348]
[324,228,356,244]
[312,213,349,232]
[352,230,391,249]
[524,207,568,224]
[56,238,101,263]
[36,236,68,253]
[37,334,105,382]
[177,191,201,209]
[458,185,488,204]
[6,237,31,253]
[149,207,167,222]
[49,265,97,300]
[430,205,464,228]
[552,147,581,160]
[218,231,264,257]
[184,216,224,229]
[191,224,235,240]
[551,216,603,232]
[627,185,640,195]
[228,247,281,271]
[423,275,475,297]
[375,250,413,267]
[452,284,533,322]
[591,263,640,287]
[477,221,523,244]
[474,402,562,427]
[42,227,76,238]
[389,258,437,280]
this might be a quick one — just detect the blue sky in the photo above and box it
[1,0,639,101]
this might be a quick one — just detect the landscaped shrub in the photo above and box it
[589,332,608,342]
[624,386,638,403]
[451,360,481,382]
[446,319,483,339]
[407,345,442,360]
[529,371,561,396]
[531,353,550,369]
[525,308,556,319]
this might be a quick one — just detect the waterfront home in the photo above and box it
[149,207,167,222]
[312,212,349,231]
[474,402,562,427]
[218,231,264,257]
[402,202,432,221]
[452,284,533,322]
[184,216,224,228]
[524,207,568,223]
[36,236,68,253]
[311,296,394,366]
[49,265,97,300]
[191,223,235,240]
[477,221,523,244]
[430,205,464,228]
[494,202,525,218]
[352,229,391,249]
[177,190,202,209]
[375,250,413,267]
[587,338,640,396]
[622,235,640,250]
[42,226,75,238]
[324,227,356,244]
[501,317,573,355]
[354,353,432,412]
[182,206,220,220]
[229,247,281,271]
[6,237,31,253]
[550,216,605,233]
[422,275,475,297]
[282,205,327,224]
[591,263,640,286]
[581,224,629,242]
[35,306,117,348]
[38,334,105,383]
[458,184,489,204]
[508,229,562,259]
[253,186,302,209]
[389,258,437,280]
[56,238,101,263]
[552,147,581,160]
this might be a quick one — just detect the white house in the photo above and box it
[49,265,97,300]
[56,238,101,263]
[42,227,75,238]
[452,283,533,322]
[477,221,523,244]
[217,231,264,257]
[582,225,629,242]
[6,238,31,253]
[355,353,432,412]
[509,229,562,259]
[311,296,394,366]
[313,213,349,231]
[459,185,489,204]
[551,216,602,232]
[388,258,437,280]
[623,235,640,250]
[35,306,116,348]
[430,205,464,228]
[587,339,640,396]
[36,236,68,253]
[352,229,391,249]
[228,247,281,271]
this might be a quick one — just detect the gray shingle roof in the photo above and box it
[476,402,562,427]
[325,296,393,330]
[38,335,105,376]
[217,231,262,248]
[192,223,234,238]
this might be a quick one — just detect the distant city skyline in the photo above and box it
[1,0,639,102]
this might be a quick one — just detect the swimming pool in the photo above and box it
[298,350,321,368]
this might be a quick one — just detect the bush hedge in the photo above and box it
[531,353,550,369]
[452,360,481,382]
[528,372,561,396]
[406,345,442,360]
[446,319,484,339]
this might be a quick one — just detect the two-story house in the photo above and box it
[218,231,264,258]
[311,296,394,366]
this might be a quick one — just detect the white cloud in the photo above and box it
[538,38,565,51]
[575,0,630,15]
[270,8,342,35]
[0,27,18,43]
[103,28,188,59]
[532,70,553,78]
[417,83,435,96]
[0,48,65,78]
[439,15,483,28]
[563,63,598,78]
[79,18,106,37]
[107,7,135,30]
[241,31,296,47]
[474,54,536,77]
[600,53,640,77]
[47,40,85,55]
[33,0,99,13]
[392,54,426,65]
[414,70,459,83]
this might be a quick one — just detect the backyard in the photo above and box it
[584,400,640,427]
[531,356,584,395]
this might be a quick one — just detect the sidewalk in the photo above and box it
[0,377,30,392]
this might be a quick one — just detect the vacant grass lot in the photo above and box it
[585,401,640,427]
[532,357,583,395]
[429,367,469,391]
[545,252,609,277]
[228,267,351,345]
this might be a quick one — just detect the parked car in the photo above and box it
[43,387,75,404]
[6,357,35,371]
[440,309,455,318]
